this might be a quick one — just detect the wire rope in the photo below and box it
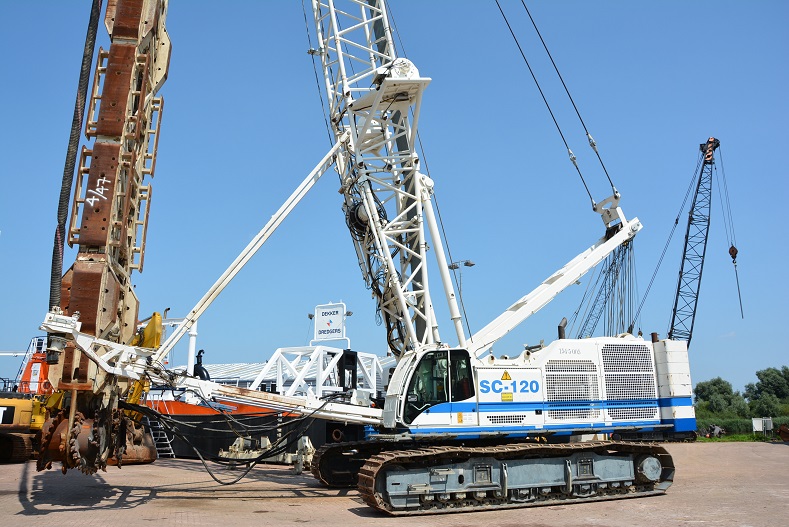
[495,0,594,205]
[715,148,744,317]
[50,0,103,311]
[627,153,704,334]
[518,0,616,193]
[302,0,335,146]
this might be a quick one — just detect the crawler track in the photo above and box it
[312,437,515,487]
[355,441,674,516]
[312,439,405,487]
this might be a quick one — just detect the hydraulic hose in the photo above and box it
[49,0,103,311]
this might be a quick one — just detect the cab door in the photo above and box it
[448,349,477,426]
[402,350,451,428]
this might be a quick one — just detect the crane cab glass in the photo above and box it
[403,349,474,424]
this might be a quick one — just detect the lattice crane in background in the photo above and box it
[668,137,741,348]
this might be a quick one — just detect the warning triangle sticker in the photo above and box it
[501,371,512,381]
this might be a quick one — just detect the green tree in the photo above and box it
[694,377,734,404]
[744,367,789,401]
[694,377,750,418]
[708,394,728,414]
[729,396,750,417]
[749,393,781,417]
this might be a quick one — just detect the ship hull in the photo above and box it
[145,399,366,459]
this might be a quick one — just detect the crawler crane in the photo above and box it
[303,0,694,513]
[38,0,695,516]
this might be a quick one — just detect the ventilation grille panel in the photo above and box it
[602,344,658,421]
[545,360,600,420]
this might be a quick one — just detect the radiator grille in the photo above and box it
[601,344,654,372]
[545,360,600,420]
[545,360,598,373]
[601,344,658,420]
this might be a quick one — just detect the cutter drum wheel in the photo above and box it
[37,409,66,471]
[38,410,106,474]
[67,411,89,474]
[75,406,121,474]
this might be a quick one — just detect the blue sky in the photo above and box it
[0,1,786,393]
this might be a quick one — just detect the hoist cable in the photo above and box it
[630,248,640,334]
[494,0,594,206]
[732,259,744,318]
[627,153,704,333]
[714,165,733,249]
[625,246,640,335]
[302,0,334,147]
[519,0,616,193]
[568,266,601,336]
[716,148,744,318]
[717,148,738,247]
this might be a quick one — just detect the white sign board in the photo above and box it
[313,303,346,342]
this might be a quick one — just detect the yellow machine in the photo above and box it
[0,389,61,463]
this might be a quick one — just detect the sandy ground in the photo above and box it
[0,441,786,526]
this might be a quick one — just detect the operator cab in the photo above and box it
[402,349,474,424]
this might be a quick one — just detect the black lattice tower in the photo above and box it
[668,137,720,347]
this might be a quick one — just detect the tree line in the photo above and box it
[694,366,789,419]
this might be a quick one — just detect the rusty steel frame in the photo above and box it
[43,0,171,473]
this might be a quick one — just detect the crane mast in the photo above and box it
[310,0,466,358]
[308,0,645,361]
[668,137,719,347]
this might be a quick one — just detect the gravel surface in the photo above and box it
[1,441,786,526]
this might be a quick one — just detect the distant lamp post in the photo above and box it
[448,260,475,298]
[448,260,475,270]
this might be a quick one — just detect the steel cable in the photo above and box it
[49,0,102,311]
[495,0,594,206]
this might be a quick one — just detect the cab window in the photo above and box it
[449,350,474,402]
[403,350,474,423]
